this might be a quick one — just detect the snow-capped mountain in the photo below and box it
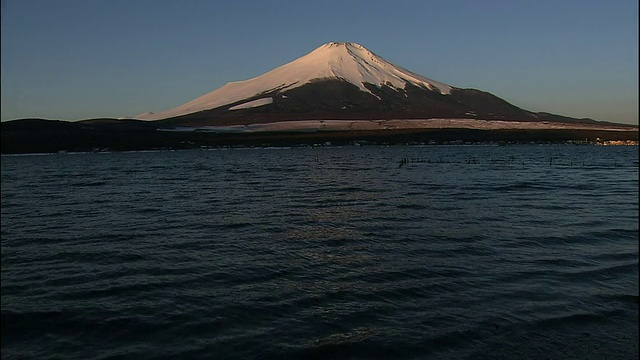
[136,42,597,126]
[137,42,452,121]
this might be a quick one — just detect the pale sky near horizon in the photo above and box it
[1,0,638,124]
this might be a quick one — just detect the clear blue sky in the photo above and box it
[1,0,638,124]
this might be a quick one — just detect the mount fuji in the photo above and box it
[135,42,607,128]
[3,42,636,153]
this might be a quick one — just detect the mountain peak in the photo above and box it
[137,42,452,121]
[323,41,364,48]
[307,41,378,63]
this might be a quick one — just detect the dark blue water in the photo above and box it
[1,145,638,359]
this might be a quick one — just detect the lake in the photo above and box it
[1,145,638,359]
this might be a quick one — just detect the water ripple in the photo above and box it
[1,146,637,359]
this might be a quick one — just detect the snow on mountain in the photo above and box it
[228,97,273,110]
[137,42,452,121]
[136,111,156,118]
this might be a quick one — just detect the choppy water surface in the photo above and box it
[1,145,638,359]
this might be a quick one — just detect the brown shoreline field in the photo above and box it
[169,119,638,133]
[190,127,639,147]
